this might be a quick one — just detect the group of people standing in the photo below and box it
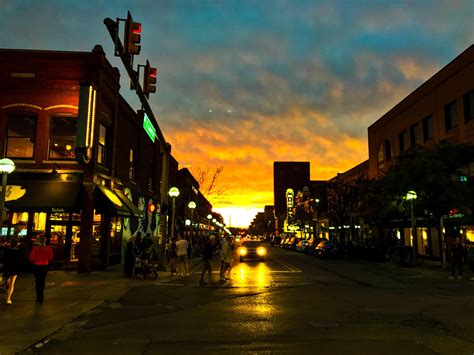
[2,235,53,305]
[123,232,158,280]
[449,237,474,280]
[199,234,233,286]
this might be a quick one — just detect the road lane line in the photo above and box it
[271,257,302,272]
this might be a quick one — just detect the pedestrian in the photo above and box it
[2,239,23,305]
[29,235,53,305]
[123,237,135,278]
[449,236,464,280]
[176,234,189,276]
[219,236,233,281]
[200,236,216,286]
[167,238,177,275]
[467,241,474,281]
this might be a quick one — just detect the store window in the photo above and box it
[129,148,135,180]
[423,115,433,141]
[464,90,474,123]
[97,124,107,165]
[109,217,123,257]
[6,113,36,158]
[444,101,457,132]
[49,115,77,159]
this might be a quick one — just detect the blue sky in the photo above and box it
[1,0,473,225]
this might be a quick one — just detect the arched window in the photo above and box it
[6,112,37,158]
[385,139,392,161]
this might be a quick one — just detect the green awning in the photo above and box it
[5,181,82,211]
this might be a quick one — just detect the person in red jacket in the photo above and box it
[29,235,53,304]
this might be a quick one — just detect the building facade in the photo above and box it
[0,47,169,272]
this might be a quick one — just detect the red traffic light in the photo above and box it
[143,60,157,97]
[124,12,141,56]
[148,202,156,213]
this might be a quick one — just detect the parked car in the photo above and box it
[295,239,308,252]
[314,240,341,258]
[305,237,327,254]
[289,237,300,251]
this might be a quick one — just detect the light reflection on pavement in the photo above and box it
[231,260,272,288]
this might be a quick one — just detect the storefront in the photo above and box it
[3,173,141,270]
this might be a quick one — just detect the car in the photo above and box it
[295,239,308,252]
[239,240,267,262]
[305,237,328,254]
[289,237,300,251]
[314,240,341,258]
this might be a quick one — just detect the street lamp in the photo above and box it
[313,198,320,239]
[188,201,196,241]
[168,187,180,239]
[207,214,212,236]
[0,158,15,236]
[406,190,417,262]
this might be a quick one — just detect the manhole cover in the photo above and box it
[308,321,340,328]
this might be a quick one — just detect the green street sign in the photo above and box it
[143,113,156,142]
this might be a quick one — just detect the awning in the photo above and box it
[113,188,143,218]
[5,181,82,211]
[94,185,132,217]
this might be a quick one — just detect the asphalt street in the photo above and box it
[24,243,474,355]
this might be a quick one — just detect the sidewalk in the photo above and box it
[0,257,202,355]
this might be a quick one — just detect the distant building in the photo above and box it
[273,162,310,228]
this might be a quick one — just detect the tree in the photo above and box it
[375,141,474,267]
[192,164,226,204]
[327,177,369,241]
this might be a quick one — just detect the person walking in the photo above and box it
[29,235,53,305]
[176,234,189,276]
[200,236,216,286]
[219,236,233,281]
[449,236,464,280]
[123,237,135,278]
[167,238,178,276]
[2,240,23,305]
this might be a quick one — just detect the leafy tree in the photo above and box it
[375,141,474,266]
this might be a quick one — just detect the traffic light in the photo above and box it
[143,60,157,97]
[147,201,157,213]
[124,11,141,56]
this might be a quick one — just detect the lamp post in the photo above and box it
[188,201,196,241]
[313,198,320,239]
[207,214,212,236]
[168,187,180,239]
[0,158,15,236]
[406,190,417,263]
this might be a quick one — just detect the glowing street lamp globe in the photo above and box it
[168,187,180,198]
[188,201,196,209]
[207,214,212,220]
[0,159,15,174]
[406,190,417,200]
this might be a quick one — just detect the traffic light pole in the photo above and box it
[104,17,170,270]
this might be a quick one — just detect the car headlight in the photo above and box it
[240,247,247,256]
[257,247,266,256]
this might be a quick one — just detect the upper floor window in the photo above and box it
[410,123,421,146]
[97,124,107,165]
[49,116,77,160]
[129,148,135,180]
[444,101,457,132]
[385,140,392,161]
[6,113,36,158]
[463,90,474,123]
[377,143,384,163]
[399,130,408,153]
[422,115,434,142]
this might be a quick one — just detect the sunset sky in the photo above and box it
[1,0,473,226]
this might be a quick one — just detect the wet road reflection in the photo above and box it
[231,260,272,288]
